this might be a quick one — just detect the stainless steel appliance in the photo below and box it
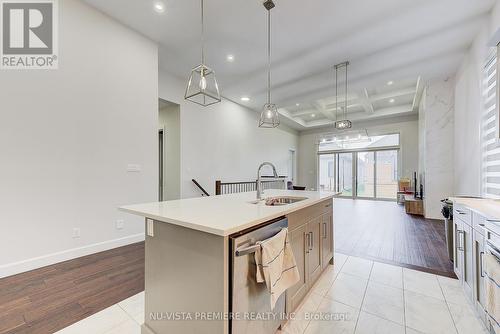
[441,199,454,261]
[484,219,500,334]
[229,217,287,334]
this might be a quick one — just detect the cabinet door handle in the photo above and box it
[323,222,327,239]
[480,251,485,278]
[457,231,464,251]
[309,232,313,250]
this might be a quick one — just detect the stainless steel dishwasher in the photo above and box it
[229,216,288,334]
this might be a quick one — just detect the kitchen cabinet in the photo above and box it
[307,216,323,284]
[473,228,487,322]
[287,224,308,312]
[286,198,334,313]
[321,209,334,269]
[454,214,474,302]
[452,199,490,329]
[453,218,464,280]
[463,222,474,301]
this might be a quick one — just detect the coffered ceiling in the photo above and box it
[279,76,423,128]
[82,0,496,130]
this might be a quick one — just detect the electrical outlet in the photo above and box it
[146,219,154,237]
[72,228,81,238]
[116,219,124,230]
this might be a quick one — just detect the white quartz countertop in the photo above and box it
[450,197,500,220]
[120,190,336,236]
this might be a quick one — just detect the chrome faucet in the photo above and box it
[257,162,278,200]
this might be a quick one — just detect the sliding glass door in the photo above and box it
[375,150,398,200]
[337,153,354,197]
[356,151,375,198]
[318,149,399,200]
[319,154,335,192]
[318,153,353,196]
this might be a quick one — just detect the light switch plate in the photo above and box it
[127,164,142,172]
[72,228,81,238]
[116,219,124,230]
[146,219,154,237]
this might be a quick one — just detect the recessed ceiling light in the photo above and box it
[296,103,300,107]
[226,54,234,62]
[311,114,316,118]
[387,81,394,86]
[153,1,166,13]
[241,97,250,102]
[389,98,395,103]
[321,139,326,143]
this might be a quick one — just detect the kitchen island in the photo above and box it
[120,189,335,334]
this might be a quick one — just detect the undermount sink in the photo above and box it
[249,196,308,206]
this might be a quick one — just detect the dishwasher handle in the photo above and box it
[235,242,262,257]
[234,227,287,257]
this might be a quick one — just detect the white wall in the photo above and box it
[158,71,299,198]
[159,105,181,200]
[0,0,158,278]
[418,88,426,184]
[297,116,420,191]
[454,2,500,196]
[420,78,455,219]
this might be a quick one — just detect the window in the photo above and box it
[319,133,400,152]
[482,47,500,198]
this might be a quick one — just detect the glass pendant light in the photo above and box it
[259,0,280,128]
[334,61,352,130]
[184,0,221,106]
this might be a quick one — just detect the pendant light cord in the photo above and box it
[267,9,271,104]
[344,62,348,120]
[335,66,338,123]
[201,0,205,64]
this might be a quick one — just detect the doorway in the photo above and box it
[158,99,181,201]
[288,149,296,184]
[158,129,164,201]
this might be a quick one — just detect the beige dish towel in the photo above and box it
[255,228,300,309]
[485,253,500,334]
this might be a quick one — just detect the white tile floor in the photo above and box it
[55,253,488,334]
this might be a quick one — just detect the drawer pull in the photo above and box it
[480,251,485,278]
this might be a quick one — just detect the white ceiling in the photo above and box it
[83,0,496,130]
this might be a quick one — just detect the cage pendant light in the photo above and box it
[184,0,221,106]
[259,0,280,128]
[334,61,352,130]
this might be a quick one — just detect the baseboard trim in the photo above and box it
[0,233,145,279]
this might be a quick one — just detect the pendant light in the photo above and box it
[334,61,352,130]
[184,0,221,106]
[259,0,280,128]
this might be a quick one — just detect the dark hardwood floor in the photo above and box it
[0,242,144,334]
[334,198,455,277]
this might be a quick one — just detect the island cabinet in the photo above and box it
[286,198,334,313]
